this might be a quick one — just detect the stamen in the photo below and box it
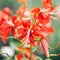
[17,26,24,29]
[40,8,50,13]
[22,17,30,20]
[21,29,31,44]
[6,20,14,27]
[51,16,58,20]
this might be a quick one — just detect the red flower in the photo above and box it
[42,0,53,11]
[11,0,54,46]
[2,7,12,16]
[13,0,55,58]
[37,13,50,25]
[0,18,11,43]
[11,14,54,46]
[16,54,23,60]
[0,7,12,43]
[16,6,26,15]
[31,7,41,19]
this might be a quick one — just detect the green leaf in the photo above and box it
[32,46,38,52]
[45,59,52,60]
[22,43,30,48]
[7,36,21,49]
[22,58,28,60]
[36,56,43,60]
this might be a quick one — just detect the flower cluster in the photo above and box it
[0,0,58,59]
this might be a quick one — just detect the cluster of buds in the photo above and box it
[0,0,59,59]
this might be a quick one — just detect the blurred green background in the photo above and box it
[0,0,60,60]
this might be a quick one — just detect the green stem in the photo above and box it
[30,43,32,60]
[50,53,60,56]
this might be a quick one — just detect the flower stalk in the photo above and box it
[30,43,32,60]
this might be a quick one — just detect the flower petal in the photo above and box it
[41,39,50,58]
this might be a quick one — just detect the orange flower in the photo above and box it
[18,0,26,6]
[16,6,26,15]
[42,0,54,11]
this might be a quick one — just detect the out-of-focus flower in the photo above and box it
[18,0,26,6]
[1,46,15,57]
[42,0,54,12]
[16,54,23,60]
[16,46,39,60]
[0,7,13,43]
[56,6,60,17]
[0,19,11,43]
